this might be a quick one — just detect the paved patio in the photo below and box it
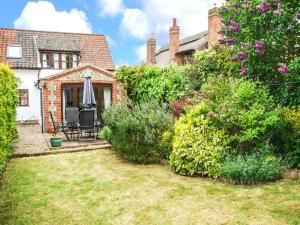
[13,125,111,157]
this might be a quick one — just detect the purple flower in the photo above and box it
[231,57,239,62]
[255,49,265,55]
[233,3,241,8]
[258,1,270,13]
[238,51,248,59]
[255,40,264,49]
[220,7,229,13]
[230,20,240,32]
[218,38,226,44]
[278,65,289,74]
[240,69,248,76]
[227,38,237,46]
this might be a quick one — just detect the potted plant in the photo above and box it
[50,134,62,148]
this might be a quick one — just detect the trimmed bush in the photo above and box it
[169,103,228,178]
[115,65,191,104]
[0,64,18,174]
[102,101,173,163]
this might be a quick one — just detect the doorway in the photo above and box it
[62,83,112,121]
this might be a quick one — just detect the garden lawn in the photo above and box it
[1,150,300,225]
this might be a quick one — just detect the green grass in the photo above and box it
[1,149,300,225]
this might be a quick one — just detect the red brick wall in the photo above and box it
[40,66,125,132]
[208,7,221,49]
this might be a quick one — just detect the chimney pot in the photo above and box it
[173,18,177,27]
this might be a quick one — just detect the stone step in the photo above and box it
[12,143,112,158]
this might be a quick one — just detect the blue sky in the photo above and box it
[0,0,224,66]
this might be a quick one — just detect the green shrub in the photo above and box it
[276,107,300,169]
[0,64,18,174]
[170,77,280,178]
[219,152,284,183]
[201,76,279,153]
[276,57,300,107]
[169,103,229,178]
[187,46,240,90]
[102,101,173,163]
[115,65,191,103]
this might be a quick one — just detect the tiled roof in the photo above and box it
[156,31,208,55]
[0,28,115,71]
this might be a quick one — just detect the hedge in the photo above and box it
[0,64,18,174]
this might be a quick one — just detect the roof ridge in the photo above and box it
[156,31,208,55]
[0,27,104,36]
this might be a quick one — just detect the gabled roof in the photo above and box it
[156,31,208,55]
[0,28,115,71]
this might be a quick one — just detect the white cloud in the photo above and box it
[14,1,92,33]
[98,0,124,17]
[134,44,147,63]
[120,9,149,39]
[120,0,225,42]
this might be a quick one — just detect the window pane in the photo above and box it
[62,61,67,69]
[73,55,77,62]
[61,54,66,61]
[103,87,111,109]
[53,53,59,60]
[19,90,28,106]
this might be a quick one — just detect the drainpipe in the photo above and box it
[33,36,44,133]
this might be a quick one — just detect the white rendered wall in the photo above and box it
[39,69,64,79]
[14,69,41,123]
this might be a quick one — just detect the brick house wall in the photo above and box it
[40,64,125,132]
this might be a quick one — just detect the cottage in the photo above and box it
[0,28,125,132]
[146,7,221,65]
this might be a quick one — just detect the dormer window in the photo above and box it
[40,51,79,69]
[7,45,22,59]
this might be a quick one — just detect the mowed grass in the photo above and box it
[0,150,300,225]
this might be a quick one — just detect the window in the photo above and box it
[19,89,29,106]
[7,45,22,59]
[41,52,79,69]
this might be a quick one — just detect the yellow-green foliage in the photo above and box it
[0,64,18,173]
[279,106,300,133]
[169,103,229,178]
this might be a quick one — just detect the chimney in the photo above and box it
[146,33,156,64]
[208,7,221,49]
[169,18,180,64]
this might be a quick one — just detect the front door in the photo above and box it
[62,83,112,121]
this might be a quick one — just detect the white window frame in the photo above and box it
[7,45,22,59]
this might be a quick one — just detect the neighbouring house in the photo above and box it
[0,28,125,132]
[146,7,220,65]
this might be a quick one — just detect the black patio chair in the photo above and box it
[50,111,70,141]
[79,109,99,141]
[65,107,80,140]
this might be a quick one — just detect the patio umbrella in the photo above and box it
[83,73,96,108]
